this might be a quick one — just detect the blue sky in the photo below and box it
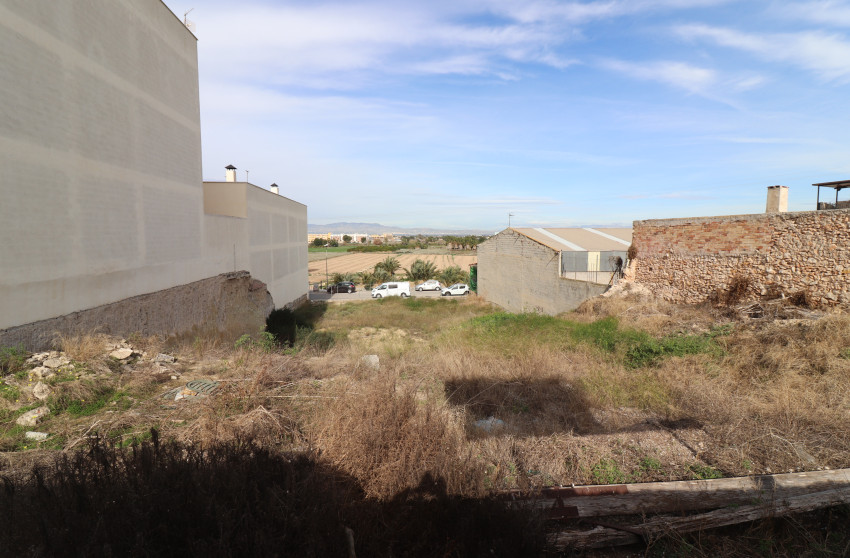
[163,0,850,230]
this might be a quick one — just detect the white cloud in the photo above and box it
[600,59,717,94]
[777,1,850,27]
[192,2,573,87]
[477,0,735,24]
[409,54,507,77]
[710,136,812,144]
[730,75,767,91]
[619,191,714,200]
[182,0,739,90]
[676,24,850,81]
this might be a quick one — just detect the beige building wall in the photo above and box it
[204,182,248,218]
[204,183,308,307]
[478,229,607,315]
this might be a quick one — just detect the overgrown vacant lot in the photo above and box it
[2,292,850,555]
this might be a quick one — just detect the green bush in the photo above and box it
[0,345,27,375]
[346,245,397,253]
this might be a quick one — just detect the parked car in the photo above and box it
[415,280,442,291]
[327,281,356,294]
[371,281,411,298]
[441,283,469,296]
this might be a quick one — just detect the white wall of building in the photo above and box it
[204,182,308,308]
[0,0,307,332]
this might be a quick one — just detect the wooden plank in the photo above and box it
[507,468,850,519]
[549,486,850,550]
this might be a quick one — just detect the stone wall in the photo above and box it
[478,229,608,315]
[0,272,274,351]
[632,209,850,306]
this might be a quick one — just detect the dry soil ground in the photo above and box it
[308,251,477,284]
[2,288,849,556]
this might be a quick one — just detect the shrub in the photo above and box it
[0,345,27,375]
[347,245,396,253]
[438,265,468,286]
[789,289,817,308]
[0,434,545,557]
[265,304,329,351]
[712,275,751,306]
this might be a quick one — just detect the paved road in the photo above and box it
[309,288,456,303]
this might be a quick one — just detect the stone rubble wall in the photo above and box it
[632,209,850,306]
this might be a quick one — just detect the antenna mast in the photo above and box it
[183,9,196,33]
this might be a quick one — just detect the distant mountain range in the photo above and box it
[308,221,631,235]
[307,222,494,235]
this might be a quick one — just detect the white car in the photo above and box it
[415,280,442,291]
[371,281,411,298]
[441,283,469,296]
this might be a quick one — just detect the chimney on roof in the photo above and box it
[270,183,279,195]
[766,185,788,213]
[225,164,237,183]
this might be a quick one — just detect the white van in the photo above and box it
[371,281,411,298]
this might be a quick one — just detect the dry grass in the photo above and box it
[6,294,850,553]
[53,332,110,362]
[310,369,483,499]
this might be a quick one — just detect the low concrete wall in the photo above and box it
[632,209,850,306]
[0,271,273,351]
[478,229,608,315]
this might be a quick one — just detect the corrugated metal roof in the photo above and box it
[512,227,632,252]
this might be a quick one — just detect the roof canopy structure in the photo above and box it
[813,180,850,210]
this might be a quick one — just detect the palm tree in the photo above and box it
[438,265,468,286]
[375,256,401,277]
[373,267,391,283]
[359,270,377,289]
[403,258,438,282]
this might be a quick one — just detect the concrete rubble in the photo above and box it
[16,406,50,427]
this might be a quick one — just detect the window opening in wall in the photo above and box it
[560,250,627,285]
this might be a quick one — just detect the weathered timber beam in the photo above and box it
[507,468,850,519]
[549,485,850,550]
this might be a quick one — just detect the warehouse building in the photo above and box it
[477,227,632,314]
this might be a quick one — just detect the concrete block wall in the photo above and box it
[478,229,608,315]
[632,209,850,306]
